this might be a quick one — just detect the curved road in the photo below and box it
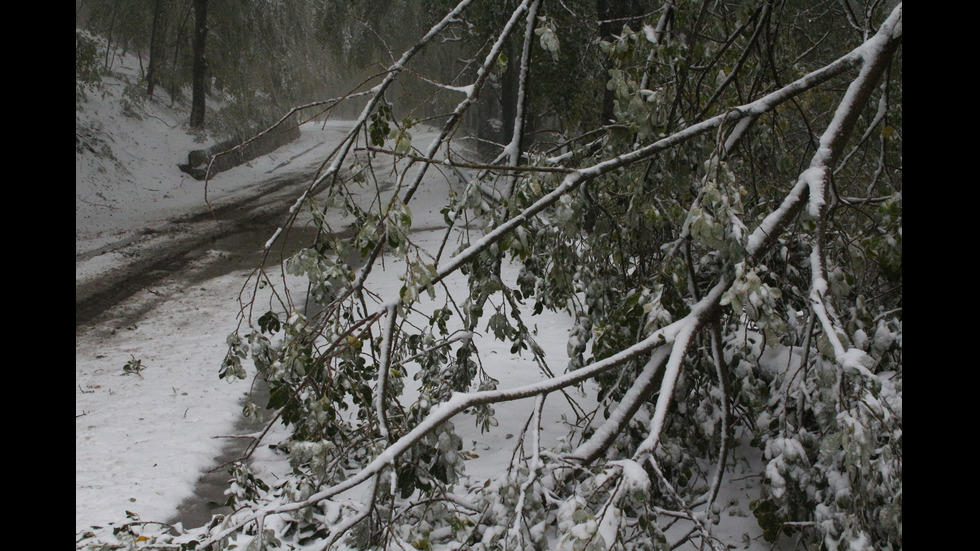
[75,169,323,330]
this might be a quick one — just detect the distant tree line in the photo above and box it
[75,0,651,146]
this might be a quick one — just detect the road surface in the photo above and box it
[76,166,328,529]
[75,169,324,330]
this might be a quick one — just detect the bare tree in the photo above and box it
[189,0,207,128]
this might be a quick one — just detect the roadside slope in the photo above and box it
[75,42,353,289]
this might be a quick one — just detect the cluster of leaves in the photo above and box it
[122,355,145,376]
[76,509,202,551]
[75,29,103,103]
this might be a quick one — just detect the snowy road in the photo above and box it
[75,121,360,531]
[75,169,320,329]
[76,171,332,532]
[75,121,485,531]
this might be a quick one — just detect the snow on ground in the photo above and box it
[75,51,586,535]
[77,46,772,549]
[76,270,256,527]
[75,52,363,530]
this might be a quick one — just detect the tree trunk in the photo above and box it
[170,4,193,105]
[499,39,520,146]
[189,0,208,128]
[103,0,119,71]
[146,0,163,98]
[597,0,646,124]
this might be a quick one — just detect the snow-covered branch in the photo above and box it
[200,4,902,549]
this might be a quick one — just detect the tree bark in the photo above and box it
[146,0,163,98]
[597,0,646,124]
[189,0,208,128]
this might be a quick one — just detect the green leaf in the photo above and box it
[258,311,281,334]
[394,130,412,155]
[267,385,290,410]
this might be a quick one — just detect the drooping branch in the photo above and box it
[201,289,713,545]
[799,4,902,371]
[258,0,478,255]
[398,0,536,207]
[501,0,540,198]
[507,393,545,547]
[375,304,398,442]
[622,3,902,467]
[202,5,902,546]
[567,347,670,464]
